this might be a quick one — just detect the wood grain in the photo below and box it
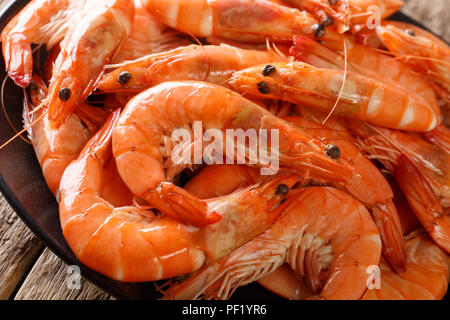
[14,248,114,300]
[0,197,43,300]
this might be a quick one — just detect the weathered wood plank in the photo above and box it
[0,197,43,300]
[14,248,114,300]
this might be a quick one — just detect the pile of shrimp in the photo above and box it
[1,0,449,300]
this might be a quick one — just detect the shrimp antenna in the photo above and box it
[0,106,46,151]
[1,76,31,144]
[322,34,348,125]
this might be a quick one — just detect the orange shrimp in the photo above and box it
[362,230,449,300]
[258,230,449,300]
[284,114,406,272]
[183,114,406,272]
[98,44,287,93]
[42,0,134,128]
[59,112,302,282]
[164,187,382,300]
[343,119,450,253]
[111,0,191,64]
[143,0,342,47]
[376,21,450,102]
[0,0,82,87]
[290,35,440,115]
[112,81,353,227]
[23,75,108,196]
[230,62,439,132]
[290,36,450,153]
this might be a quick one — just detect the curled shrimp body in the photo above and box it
[45,0,134,128]
[344,120,450,253]
[0,0,82,87]
[112,81,353,227]
[362,230,449,300]
[23,75,108,196]
[59,112,302,282]
[375,21,450,102]
[143,0,341,46]
[230,62,439,132]
[285,114,406,272]
[164,187,381,300]
[98,44,286,93]
[257,230,449,300]
[184,117,406,273]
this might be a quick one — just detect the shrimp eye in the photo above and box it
[118,71,132,84]
[58,88,71,102]
[276,184,290,195]
[257,81,270,94]
[321,16,334,27]
[328,0,338,5]
[326,144,341,159]
[262,64,276,76]
[404,29,416,37]
[313,24,325,38]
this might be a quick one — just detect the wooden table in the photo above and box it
[0,0,448,300]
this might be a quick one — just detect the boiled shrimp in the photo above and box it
[343,119,450,253]
[0,0,82,87]
[98,44,287,93]
[183,117,406,272]
[230,62,439,132]
[375,21,450,102]
[44,0,134,127]
[23,74,108,196]
[290,35,440,115]
[290,36,450,153]
[59,112,302,281]
[258,230,448,300]
[112,81,353,227]
[143,0,342,47]
[164,187,381,300]
[284,114,406,272]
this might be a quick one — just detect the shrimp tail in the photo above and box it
[395,155,450,253]
[372,201,407,273]
[149,183,222,227]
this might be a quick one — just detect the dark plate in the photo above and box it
[0,0,446,300]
